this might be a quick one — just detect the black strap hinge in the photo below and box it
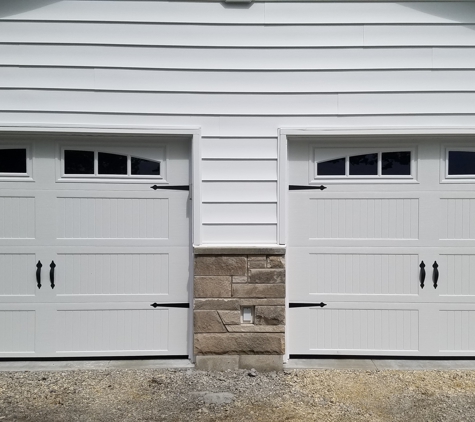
[289,302,327,308]
[289,185,327,191]
[151,185,189,191]
[150,302,190,309]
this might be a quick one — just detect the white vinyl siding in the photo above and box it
[2,1,475,244]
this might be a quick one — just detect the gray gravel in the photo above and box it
[1,367,475,421]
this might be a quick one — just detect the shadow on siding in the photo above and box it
[0,0,60,19]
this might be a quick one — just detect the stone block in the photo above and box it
[226,325,285,333]
[194,299,240,311]
[232,284,285,298]
[194,311,227,333]
[194,333,285,355]
[195,355,239,371]
[249,269,285,284]
[248,258,267,269]
[267,256,285,269]
[239,299,285,306]
[195,256,247,276]
[232,276,248,283]
[248,255,267,261]
[255,306,285,325]
[194,276,231,298]
[239,355,283,372]
[218,310,241,325]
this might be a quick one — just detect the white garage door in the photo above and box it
[288,139,475,356]
[0,136,191,358]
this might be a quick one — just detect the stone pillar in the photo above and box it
[193,247,285,371]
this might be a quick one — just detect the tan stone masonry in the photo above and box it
[193,249,285,356]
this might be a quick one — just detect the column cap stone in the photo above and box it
[193,246,286,255]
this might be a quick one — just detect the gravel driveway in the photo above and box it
[1,367,475,421]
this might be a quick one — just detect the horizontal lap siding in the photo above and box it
[201,138,278,244]
[1,1,474,245]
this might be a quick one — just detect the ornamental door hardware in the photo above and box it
[150,185,189,191]
[34,261,57,289]
[50,261,56,289]
[289,185,327,191]
[419,261,426,289]
[150,302,190,309]
[420,261,439,289]
[432,261,439,289]
[289,302,327,308]
[36,261,42,289]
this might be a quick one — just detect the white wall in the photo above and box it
[1,1,475,244]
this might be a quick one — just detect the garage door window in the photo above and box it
[63,148,162,179]
[447,150,475,177]
[0,147,30,177]
[316,149,413,180]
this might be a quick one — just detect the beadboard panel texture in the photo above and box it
[2,1,475,244]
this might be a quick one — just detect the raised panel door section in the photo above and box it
[56,253,170,296]
[55,306,188,356]
[440,198,475,240]
[438,254,475,296]
[439,309,475,352]
[309,198,419,239]
[57,197,169,239]
[307,253,419,295]
[0,310,36,353]
[0,196,35,239]
[0,254,36,296]
[289,305,419,355]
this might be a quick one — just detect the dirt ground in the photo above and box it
[1,368,475,421]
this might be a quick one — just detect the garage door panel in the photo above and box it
[56,253,170,296]
[440,197,475,240]
[306,253,420,296]
[0,196,35,239]
[55,306,188,355]
[0,309,36,353]
[57,197,170,240]
[309,197,419,240]
[438,253,475,296]
[0,253,37,296]
[439,308,475,352]
[289,248,422,299]
[53,248,189,301]
[289,305,420,355]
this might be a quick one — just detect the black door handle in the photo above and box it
[433,261,439,289]
[50,261,56,289]
[419,261,426,289]
[36,261,42,289]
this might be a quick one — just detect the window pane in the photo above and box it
[448,151,475,175]
[64,150,94,174]
[98,152,127,175]
[131,157,160,176]
[382,151,411,176]
[317,157,345,176]
[349,153,378,176]
[0,149,27,173]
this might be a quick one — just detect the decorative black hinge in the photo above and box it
[150,185,189,191]
[289,185,327,191]
[150,302,190,309]
[289,302,327,308]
